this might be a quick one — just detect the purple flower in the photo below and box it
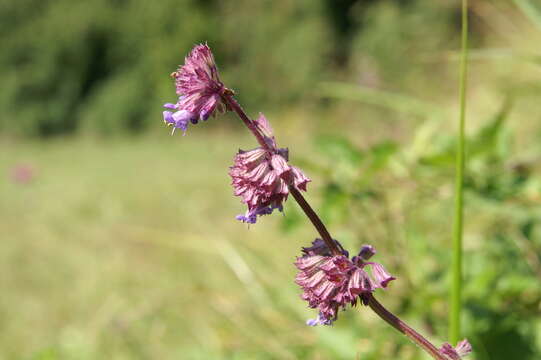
[369,262,396,288]
[229,114,310,224]
[163,44,228,135]
[295,240,395,326]
[440,339,472,359]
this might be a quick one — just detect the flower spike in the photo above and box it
[295,240,395,326]
[163,44,228,135]
[229,114,310,224]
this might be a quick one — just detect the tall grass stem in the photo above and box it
[450,0,469,344]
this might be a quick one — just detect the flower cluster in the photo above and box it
[440,340,472,359]
[295,239,395,326]
[163,43,473,359]
[229,114,310,224]
[163,44,228,135]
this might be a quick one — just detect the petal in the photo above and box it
[163,111,174,125]
[455,340,472,357]
[199,95,218,121]
[260,169,277,186]
[348,268,375,295]
[439,343,464,360]
[236,212,257,224]
[172,112,189,129]
[291,166,311,191]
[169,110,196,135]
[369,262,396,288]
[255,113,274,137]
[238,148,266,163]
[271,154,290,176]
[295,255,326,271]
[246,162,270,182]
[306,312,333,326]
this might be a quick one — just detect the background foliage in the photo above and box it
[0,0,464,137]
[1,0,541,359]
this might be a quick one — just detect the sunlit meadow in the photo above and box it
[1,1,541,359]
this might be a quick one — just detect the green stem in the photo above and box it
[450,0,469,344]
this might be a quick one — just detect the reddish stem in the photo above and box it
[289,187,341,256]
[223,93,272,152]
[367,294,448,360]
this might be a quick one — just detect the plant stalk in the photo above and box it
[289,187,341,255]
[223,92,447,360]
[450,0,469,344]
[367,295,447,360]
[223,93,273,152]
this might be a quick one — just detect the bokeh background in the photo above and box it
[1,0,541,359]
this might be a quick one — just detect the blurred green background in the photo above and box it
[1,0,541,359]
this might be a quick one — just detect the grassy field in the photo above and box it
[2,2,541,358]
[0,133,411,360]
[2,100,541,360]
[2,113,539,359]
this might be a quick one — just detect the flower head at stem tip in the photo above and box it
[162,44,228,135]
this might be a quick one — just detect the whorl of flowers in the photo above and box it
[163,44,228,135]
[440,340,472,359]
[229,114,310,224]
[295,239,395,326]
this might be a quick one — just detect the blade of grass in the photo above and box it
[450,0,469,344]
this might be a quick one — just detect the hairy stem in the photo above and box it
[367,295,447,360]
[223,93,272,152]
[289,187,341,256]
[451,0,469,344]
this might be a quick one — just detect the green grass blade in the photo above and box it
[450,0,469,344]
